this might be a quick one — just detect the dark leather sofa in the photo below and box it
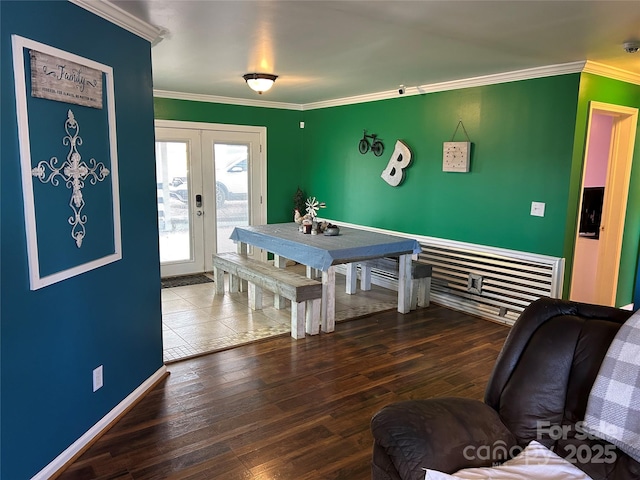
[370,298,640,480]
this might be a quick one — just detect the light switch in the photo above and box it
[531,201,545,217]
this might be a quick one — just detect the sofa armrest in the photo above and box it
[371,397,517,480]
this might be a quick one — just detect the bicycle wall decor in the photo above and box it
[358,130,384,156]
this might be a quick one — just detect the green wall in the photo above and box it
[155,72,639,307]
[154,99,303,223]
[304,75,581,257]
[566,74,640,305]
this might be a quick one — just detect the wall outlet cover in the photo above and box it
[93,365,103,392]
[531,201,545,217]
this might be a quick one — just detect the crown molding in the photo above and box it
[303,61,587,110]
[153,89,303,111]
[154,60,639,112]
[69,0,165,44]
[583,61,640,85]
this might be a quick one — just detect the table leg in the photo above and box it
[345,263,357,295]
[306,298,321,335]
[360,262,372,291]
[306,265,319,279]
[321,266,336,333]
[273,254,287,309]
[398,254,411,314]
[236,242,247,255]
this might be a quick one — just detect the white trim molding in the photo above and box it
[583,61,640,86]
[153,89,303,111]
[69,0,166,44]
[154,60,640,111]
[33,365,168,480]
[303,61,588,110]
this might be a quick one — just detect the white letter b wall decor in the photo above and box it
[381,140,412,187]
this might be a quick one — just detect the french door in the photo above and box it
[155,121,266,277]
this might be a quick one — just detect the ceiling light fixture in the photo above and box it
[243,73,278,94]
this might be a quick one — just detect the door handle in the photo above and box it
[196,210,203,216]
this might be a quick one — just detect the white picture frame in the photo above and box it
[12,35,121,290]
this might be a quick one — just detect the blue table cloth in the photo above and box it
[230,222,420,271]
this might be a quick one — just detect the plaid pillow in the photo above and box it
[583,310,640,462]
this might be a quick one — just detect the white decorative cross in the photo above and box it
[31,109,110,248]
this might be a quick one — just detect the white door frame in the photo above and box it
[155,120,268,274]
[571,101,638,306]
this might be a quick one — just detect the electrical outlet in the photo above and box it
[530,201,545,217]
[93,365,103,392]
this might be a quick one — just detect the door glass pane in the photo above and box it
[214,143,249,253]
[156,141,191,263]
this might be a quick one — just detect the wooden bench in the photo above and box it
[212,252,323,339]
[346,257,431,310]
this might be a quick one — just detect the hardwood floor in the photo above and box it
[58,305,510,480]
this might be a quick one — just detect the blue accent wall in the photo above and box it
[1,2,163,478]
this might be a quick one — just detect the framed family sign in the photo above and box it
[11,35,121,290]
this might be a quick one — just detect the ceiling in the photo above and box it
[107,0,640,106]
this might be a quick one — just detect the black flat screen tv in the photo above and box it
[579,187,604,239]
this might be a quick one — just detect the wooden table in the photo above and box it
[230,223,421,333]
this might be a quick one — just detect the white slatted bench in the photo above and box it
[347,257,432,310]
[212,252,323,339]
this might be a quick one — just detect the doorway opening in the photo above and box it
[570,102,638,307]
[154,121,266,278]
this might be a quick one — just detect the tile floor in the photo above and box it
[162,266,399,363]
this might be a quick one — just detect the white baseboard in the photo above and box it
[33,365,168,479]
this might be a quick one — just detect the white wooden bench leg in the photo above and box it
[306,298,321,335]
[322,266,336,333]
[213,266,225,294]
[360,263,372,291]
[229,273,240,293]
[291,301,306,339]
[417,277,431,307]
[345,262,357,295]
[248,282,263,310]
[235,242,248,292]
[273,254,287,309]
[397,254,411,314]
